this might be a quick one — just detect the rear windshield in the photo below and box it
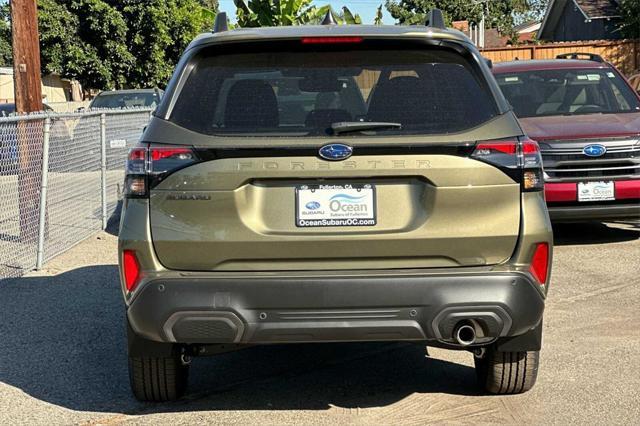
[91,92,161,109]
[495,68,640,118]
[169,48,498,136]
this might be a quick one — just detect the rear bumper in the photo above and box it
[127,271,545,347]
[545,180,640,221]
[548,203,640,221]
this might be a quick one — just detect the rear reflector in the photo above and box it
[123,250,141,292]
[301,37,363,44]
[529,243,549,286]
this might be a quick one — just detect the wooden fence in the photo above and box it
[481,39,640,76]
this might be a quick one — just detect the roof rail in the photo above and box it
[213,11,228,33]
[556,52,604,63]
[425,9,445,29]
[321,9,338,25]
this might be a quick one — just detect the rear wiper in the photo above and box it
[331,121,402,134]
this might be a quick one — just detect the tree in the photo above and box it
[233,0,360,27]
[513,0,548,25]
[0,7,12,66]
[234,0,320,27]
[385,0,535,36]
[0,0,215,91]
[110,0,211,88]
[199,0,219,11]
[341,6,362,24]
[374,5,384,25]
[619,0,640,39]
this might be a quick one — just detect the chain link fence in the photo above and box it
[0,108,152,279]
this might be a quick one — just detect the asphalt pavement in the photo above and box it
[0,221,638,425]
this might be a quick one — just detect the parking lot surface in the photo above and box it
[1,221,638,425]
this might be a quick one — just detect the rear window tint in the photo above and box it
[170,47,498,136]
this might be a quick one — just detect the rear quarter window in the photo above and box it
[169,45,498,136]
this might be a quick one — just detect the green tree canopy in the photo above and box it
[109,0,211,88]
[234,0,320,26]
[233,0,361,27]
[385,0,536,36]
[0,0,216,91]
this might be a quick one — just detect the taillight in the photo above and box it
[529,243,549,286]
[471,137,544,191]
[520,138,544,191]
[122,250,141,292]
[124,144,199,198]
[472,139,519,169]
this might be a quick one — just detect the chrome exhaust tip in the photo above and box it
[454,323,477,346]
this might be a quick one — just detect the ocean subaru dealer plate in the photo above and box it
[578,181,614,202]
[296,184,376,227]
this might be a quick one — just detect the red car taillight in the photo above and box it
[124,144,199,198]
[529,242,549,286]
[301,37,363,44]
[122,250,141,292]
[471,137,544,191]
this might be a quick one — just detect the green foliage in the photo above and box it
[235,0,320,27]
[374,4,384,25]
[0,0,215,91]
[112,0,210,88]
[341,6,362,24]
[513,0,548,25]
[0,6,13,66]
[234,0,360,27]
[199,0,219,11]
[385,0,542,37]
[619,0,640,39]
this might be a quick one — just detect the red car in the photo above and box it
[493,53,640,221]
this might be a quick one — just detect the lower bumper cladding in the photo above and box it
[128,272,545,347]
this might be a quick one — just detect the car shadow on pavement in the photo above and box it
[0,265,480,415]
[553,221,640,246]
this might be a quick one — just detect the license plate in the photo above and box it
[578,181,614,202]
[296,183,376,227]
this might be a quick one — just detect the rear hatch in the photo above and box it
[146,39,524,271]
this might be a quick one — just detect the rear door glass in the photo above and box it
[169,47,498,136]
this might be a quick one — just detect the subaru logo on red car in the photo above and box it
[583,144,606,157]
[319,143,353,161]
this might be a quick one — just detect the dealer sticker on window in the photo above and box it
[296,184,376,227]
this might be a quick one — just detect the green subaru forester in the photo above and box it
[119,10,552,401]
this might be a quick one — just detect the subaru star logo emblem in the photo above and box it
[583,144,606,157]
[319,143,353,161]
[305,201,321,210]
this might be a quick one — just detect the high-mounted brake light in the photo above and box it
[124,144,199,198]
[123,250,141,292]
[301,37,363,44]
[529,243,549,286]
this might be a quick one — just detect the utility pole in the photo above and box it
[11,0,43,113]
[11,0,44,244]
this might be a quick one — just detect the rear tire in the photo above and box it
[474,348,539,394]
[128,355,189,402]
